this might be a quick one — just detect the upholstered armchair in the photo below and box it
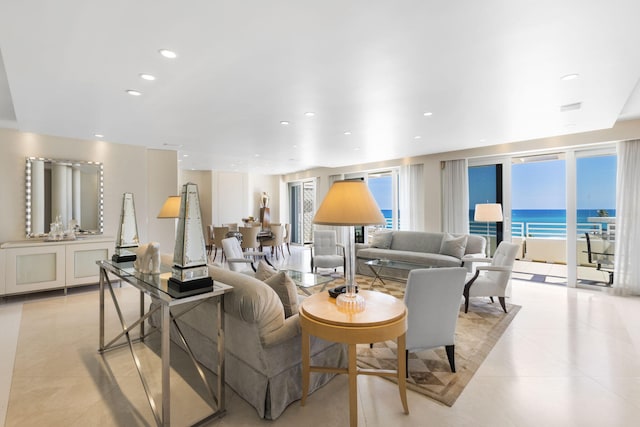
[462,241,520,313]
[310,230,345,274]
[404,267,467,375]
[222,237,273,274]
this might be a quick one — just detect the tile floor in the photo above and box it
[1,246,640,426]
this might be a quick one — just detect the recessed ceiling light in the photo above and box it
[344,131,352,135]
[479,138,486,143]
[304,112,315,117]
[280,121,290,125]
[292,144,298,148]
[353,147,360,151]
[139,73,156,81]
[423,112,433,117]
[183,154,189,158]
[561,73,579,81]
[126,89,142,96]
[159,49,177,59]
[414,135,421,140]
[560,102,582,112]
[94,133,104,138]
[255,154,261,157]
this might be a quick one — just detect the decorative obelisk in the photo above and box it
[112,192,139,262]
[168,182,213,292]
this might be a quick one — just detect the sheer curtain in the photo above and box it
[441,159,469,234]
[399,164,424,231]
[614,140,640,295]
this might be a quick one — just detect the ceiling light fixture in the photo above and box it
[414,136,421,140]
[280,121,290,125]
[159,49,177,59]
[126,89,142,96]
[344,131,352,135]
[423,112,433,117]
[94,133,104,138]
[139,73,156,81]
[304,112,315,117]
[561,73,579,81]
[560,102,582,112]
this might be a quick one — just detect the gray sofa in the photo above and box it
[149,265,347,420]
[356,230,486,279]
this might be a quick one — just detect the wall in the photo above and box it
[0,128,178,251]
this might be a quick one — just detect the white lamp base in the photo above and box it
[336,292,366,312]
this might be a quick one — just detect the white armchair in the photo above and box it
[222,237,273,274]
[310,230,345,274]
[462,241,520,313]
[404,267,467,375]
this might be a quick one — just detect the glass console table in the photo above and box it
[97,260,233,426]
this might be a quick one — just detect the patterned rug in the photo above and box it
[306,274,521,407]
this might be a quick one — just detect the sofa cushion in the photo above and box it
[255,260,277,281]
[370,230,393,249]
[439,233,468,259]
[264,272,299,318]
[389,231,444,253]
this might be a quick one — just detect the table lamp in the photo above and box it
[474,203,503,257]
[313,179,385,312]
[157,195,181,219]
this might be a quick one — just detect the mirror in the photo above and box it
[26,157,104,237]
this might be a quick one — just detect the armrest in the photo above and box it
[261,314,302,348]
[476,265,511,272]
[462,254,492,264]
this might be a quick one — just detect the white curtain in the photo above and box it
[399,164,424,231]
[614,140,640,295]
[441,159,469,234]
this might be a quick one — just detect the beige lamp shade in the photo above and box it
[313,180,386,226]
[157,196,181,218]
[474,203,504,222]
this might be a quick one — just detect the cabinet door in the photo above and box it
[65,241,113,286]
[5,245,66,294]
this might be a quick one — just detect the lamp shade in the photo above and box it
[474,203,504,222]
[313,180,386,226]
[157,196,181,218]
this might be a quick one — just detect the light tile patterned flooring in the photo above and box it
[1,246,640,426]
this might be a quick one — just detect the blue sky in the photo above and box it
[368,176,393,210]
[470,155,616,210]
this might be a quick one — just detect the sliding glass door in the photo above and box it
[288,180,316,245]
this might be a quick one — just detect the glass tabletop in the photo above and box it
[365,259,430,272]
[285,270,335,288]
[98,260,230,301]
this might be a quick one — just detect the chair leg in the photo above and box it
[445,345,456,372]
[286,243,291,255]
[489,296,494,303]
[405,349,410,378]
[498,297,507,313]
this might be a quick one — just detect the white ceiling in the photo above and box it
[1,0,640,174]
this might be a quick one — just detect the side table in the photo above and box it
[300,290,409,427]
[98,260,233,426]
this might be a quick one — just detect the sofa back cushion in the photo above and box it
[209,265,284,340]
[370,230,394,249]
[390,231,444,253]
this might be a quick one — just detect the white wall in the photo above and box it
[0,128,177,250]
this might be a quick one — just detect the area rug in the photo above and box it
[307,274,521,407]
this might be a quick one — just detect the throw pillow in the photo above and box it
[254,260,276,281]
[371,231,393,249]
[439,234,468,259]
[264,272,299,318]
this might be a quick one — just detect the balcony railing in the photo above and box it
[470,221,605,238]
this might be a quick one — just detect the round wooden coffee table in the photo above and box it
[299,290,409,427]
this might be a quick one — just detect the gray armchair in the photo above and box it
[310,230,345,274]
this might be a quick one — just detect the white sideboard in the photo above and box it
[0,237,114,296]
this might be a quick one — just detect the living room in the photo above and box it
[2,2,640,426]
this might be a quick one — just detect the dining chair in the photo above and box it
[239,226,261,252]
[283,223,291,255]
[212,226,230,261]
[260,223,285,259]
[222,237,274,273]
[205,225,214,258]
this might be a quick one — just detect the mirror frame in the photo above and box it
[25,157,104,238]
